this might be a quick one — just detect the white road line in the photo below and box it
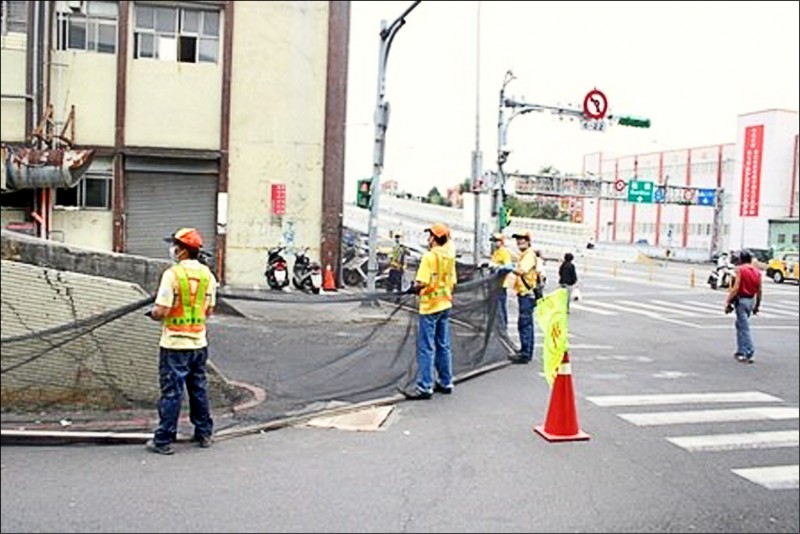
[570,302,617,315]
[566,344,615,350]
[775,299,800,308]
[618,407,799,426]
[617,300,699,317]
[650,299,725,315]
[760,307,799,318]
[586,391,782,407]
[731,465,799,490]
[684,299,784,319]
[666,430,799,452]
[582,301,701,328]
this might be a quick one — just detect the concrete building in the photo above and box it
[582,109,799,256]
[1,0,350,287]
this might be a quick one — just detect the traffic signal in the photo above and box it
[499,205,513,229]
[356,178,372,209]
[617,115,651,128]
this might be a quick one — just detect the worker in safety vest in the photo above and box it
[509,230,538,364]
[403,222,457,400]
[386,231,408,293]
[488,232,514,333]
[145,227,218,454]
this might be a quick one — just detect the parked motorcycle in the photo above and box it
[264,245,289,290]
[707,263,735,290]
[292,247,323,294]
[342,250,391,289]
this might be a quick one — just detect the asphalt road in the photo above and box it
[1,259,798,533]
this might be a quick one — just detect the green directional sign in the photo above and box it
[627,180,654,203]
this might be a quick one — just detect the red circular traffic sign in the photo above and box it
[683,189,695,202]
[583,88,608,120]
[614,179,625,192]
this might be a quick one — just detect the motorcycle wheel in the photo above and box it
[343,269,363,287]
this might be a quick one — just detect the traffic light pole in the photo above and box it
[366,1,421,293]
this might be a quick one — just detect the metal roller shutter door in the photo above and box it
[126,172,217,261]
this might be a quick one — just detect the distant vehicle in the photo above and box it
[765,251,799,284]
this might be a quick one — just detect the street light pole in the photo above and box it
[367,0,422,293]
[471,1,482,266]
[495,70,515,232]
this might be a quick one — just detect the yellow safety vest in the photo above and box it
[164,264,211,334]
[514,248,538,296]
[418,247,456,315]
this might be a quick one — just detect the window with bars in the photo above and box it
[56,1,118,54]
[55,165,113,210]
[133,4,219,63]
[1,0,27,35]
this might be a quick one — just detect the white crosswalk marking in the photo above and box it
[590,390,798,490]
[587,391,782,407]
[616,299,699,317]
[618,406,799,426]
[731,465,799,490]
[667,430,799,451]
[569,302,617,315]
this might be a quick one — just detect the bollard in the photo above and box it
[690,268,696,288]
[612,263,618,277]
[648,264,654,282]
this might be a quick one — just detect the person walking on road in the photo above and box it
[558,252,578,313]
[404,222,457,400]
[509,230,539,365]
[724,249,762,364]
[386,231,409,294]
[488,232,514,333]
[145,228,218,454]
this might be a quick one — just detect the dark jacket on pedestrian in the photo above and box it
[558,256,578,286]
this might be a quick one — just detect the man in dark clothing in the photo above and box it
[558,252,578,313]
[724,249,762,363]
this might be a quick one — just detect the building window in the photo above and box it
[55,169,112,209]
[793,234,799,244]
[1,0,27,35]
[55,1,118,54]
[133,4,218,63]
[777,234,786,244]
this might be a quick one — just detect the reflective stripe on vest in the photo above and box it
[419,249,455,312]
[164,264,210,333]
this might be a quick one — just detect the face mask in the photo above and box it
[169,245,179,262]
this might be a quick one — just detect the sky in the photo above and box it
[343,1,800,201]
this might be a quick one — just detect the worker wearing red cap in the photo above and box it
[144,227,218,454]
[404,222,457,400]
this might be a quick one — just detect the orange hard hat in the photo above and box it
[164,228,203,249]
[426,222,450,238]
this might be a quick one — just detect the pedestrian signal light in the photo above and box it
[499,206,513,229]
[617,115,651,128]
[356,178,372,209]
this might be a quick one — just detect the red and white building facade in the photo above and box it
[582,109,799,252]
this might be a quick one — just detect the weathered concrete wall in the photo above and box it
[2,229,170,295]
[0,260,238,412]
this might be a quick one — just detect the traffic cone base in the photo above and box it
[323,264,337,291]
[533,352,590,442]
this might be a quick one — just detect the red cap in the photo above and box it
[164,228,203,249]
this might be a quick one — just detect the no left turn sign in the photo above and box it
[583,88,608,120]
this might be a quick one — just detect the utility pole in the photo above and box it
[495,70,515,232]
[366,1,421,292]
[471,1,482,266]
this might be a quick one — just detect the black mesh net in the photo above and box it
[1,264,513,431]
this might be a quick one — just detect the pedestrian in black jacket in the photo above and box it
[558,252,578,313]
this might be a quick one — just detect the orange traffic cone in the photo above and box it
[323,263,337,291]
[533,352,590,442]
